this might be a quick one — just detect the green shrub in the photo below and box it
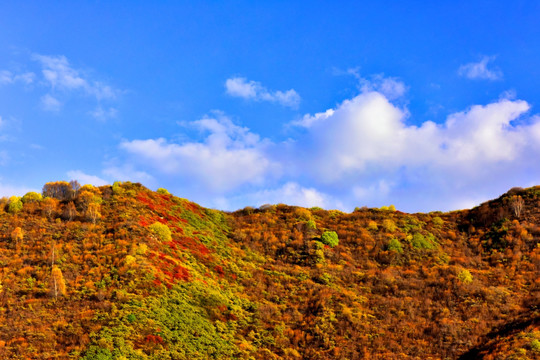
[382,219,397,232]
[149,222,172,242]
[530,339,540,353]
[7,196,23,214]
[457,269,473,284]
[411,233,435,250]
[112,181,123,195]
[306,219,317,230]
[320,231,339,248]
[21,191,42,203]
[388,238,403,253]
[432,216,444,226]
[157,187,170,195]
[367,220,378,231]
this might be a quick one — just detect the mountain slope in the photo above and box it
[0,182,538,359]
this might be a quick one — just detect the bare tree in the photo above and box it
[510,195,524,218]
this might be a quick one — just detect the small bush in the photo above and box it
[432,216,444,226]
[149,222,172,242]
[320,231,339,248]
[157,188,170,195]
[112,181,123,195]
[306,219,317,230]
[21,192,42,203]
[457,269,473,284]
[294,208,312,220]
[530,339,540,353]
[7,196,23,214]
[387,238,403,254]
[411,233,435,250]
[367,221,378,231]
[382,219,397,232]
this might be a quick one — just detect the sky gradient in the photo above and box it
[1,1,540,212]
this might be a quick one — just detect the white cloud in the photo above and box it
[214,182,337,210]
[0,70,35,85]
[112,74,540,212]
[90,106,117,121]
[66,170,109,186]
[225,77,300,108]
[290,84,540,211]
[295,90,532,177]
[360,74,407,100]
[119,112,277,193]
[458,56,503,80]
[103,164,155,185]
[0,181,36,197]
[33,54,120,100]
[0,71,11,84]
[41,94,61,112]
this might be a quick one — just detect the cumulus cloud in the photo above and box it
[225,77,301,108]
[291,83,540,210]
[113,74,540,212]
[66,170,109,186]
[458,56,503,80]
[119,113,277,193]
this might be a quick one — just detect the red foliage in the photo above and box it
[214,265,225,277]
[144,335,164,344]
[172,265,190,281]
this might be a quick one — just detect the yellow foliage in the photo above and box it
[51,265,67,298]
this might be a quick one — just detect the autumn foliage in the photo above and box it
[0,181,538,359]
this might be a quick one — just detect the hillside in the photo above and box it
[0,181,538,359]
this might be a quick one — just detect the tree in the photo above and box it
[42,180,80,201]
[320,231,339,248]
[42,181,73,201]
[388,238,403,254]
[63,201,77,221]
[510,195,524,218]
[11,227,24,246]
[42,197,59,220]
[457,269,473,284]
[157,187,170,195]
[86,202,101,224]
[149,222,172,242]
[69,180,81,195]
[7,196,23,214]
[21,191,42,203]
[51,265,66,299]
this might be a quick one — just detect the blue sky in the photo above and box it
[1,1,540,212]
